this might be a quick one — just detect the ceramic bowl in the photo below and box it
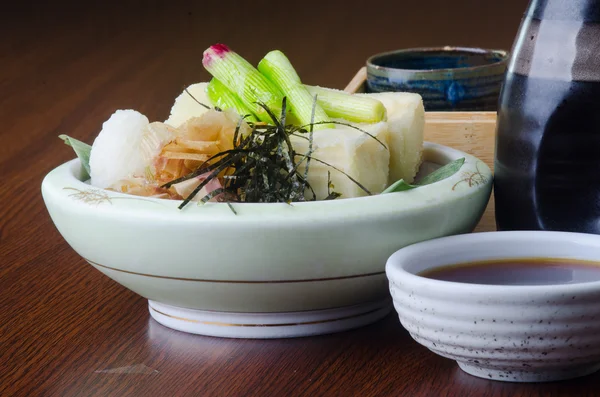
[366,47,508,111]
[41,142,491,339]
[386,231,600,382]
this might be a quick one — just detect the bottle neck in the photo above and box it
[527,0,600,22]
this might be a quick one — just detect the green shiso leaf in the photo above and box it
[418,157,465,186]
[383,157,465,194]
[382,179,417,193]
[59,134,92,179]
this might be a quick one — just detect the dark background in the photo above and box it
[2,0,528,128]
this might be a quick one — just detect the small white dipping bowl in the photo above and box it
[41,142,491,339]
[386,231,600,382]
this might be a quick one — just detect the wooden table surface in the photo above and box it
[3,1,599,396]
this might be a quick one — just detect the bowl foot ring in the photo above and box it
[457,361,600,383]
[148,299,392,339]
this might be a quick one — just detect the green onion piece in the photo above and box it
[258,50,332,129]
[206,78,258,122]
[305,85,386,123]
[203,44,284,123]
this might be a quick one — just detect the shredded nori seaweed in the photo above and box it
[166,96,382,210]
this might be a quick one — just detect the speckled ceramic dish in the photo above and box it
[41,142,491,339]
[386,231,600,382]
[367,47,508,111]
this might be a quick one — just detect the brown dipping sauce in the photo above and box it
[419,258,600,286]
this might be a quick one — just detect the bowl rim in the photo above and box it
[386,231,600,293]
[41,141,492,219]
[367,46,509,75]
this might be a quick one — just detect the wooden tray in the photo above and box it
[345,67,497,232]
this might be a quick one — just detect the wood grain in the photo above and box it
[3,1,599,396]
[424,111,497,232]
[344,67,368,94]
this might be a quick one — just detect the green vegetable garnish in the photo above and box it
[418,157,465,185]
[59,134,92,180]
[258,50,332,128]
[202,44,386,127]
[305,85,386,123]
[206,78,259,122]
[382,179,416,193]
[383,157,465,193]
[202,44,285,123]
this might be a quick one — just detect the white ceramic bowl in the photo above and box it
[41,142,491,339]
[386,231,600,382]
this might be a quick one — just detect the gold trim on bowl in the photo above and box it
[87,259,385,284]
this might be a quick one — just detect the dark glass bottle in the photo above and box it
[495,0,600,233]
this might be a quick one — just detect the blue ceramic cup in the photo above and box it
[366,47,508,111]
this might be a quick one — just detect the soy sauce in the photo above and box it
[420,258,600,286]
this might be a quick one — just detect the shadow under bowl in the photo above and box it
[367,47,508,111]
